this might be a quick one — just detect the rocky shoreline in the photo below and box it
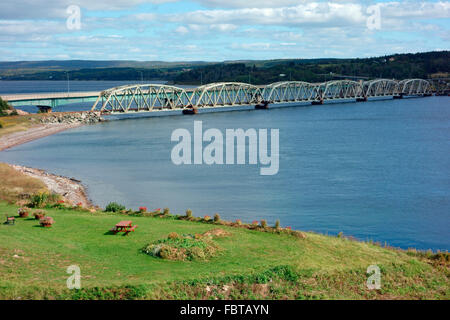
[10,164,93,207]
[38,111,102,124]
[0,111,104,206]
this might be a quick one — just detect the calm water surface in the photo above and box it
[0,82,449,251]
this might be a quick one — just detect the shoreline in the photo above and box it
[1,121,93,206]
[0,122,83,151]
[10,164,93,207]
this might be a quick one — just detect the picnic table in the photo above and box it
[111,220,138,235]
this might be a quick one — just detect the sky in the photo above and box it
[0,0,449,61]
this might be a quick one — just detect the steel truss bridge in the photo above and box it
[2,79,432,113]
[91,79,432,114]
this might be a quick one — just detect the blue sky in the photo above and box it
[0,0,448,61]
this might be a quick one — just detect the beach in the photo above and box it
[0,122,83,151]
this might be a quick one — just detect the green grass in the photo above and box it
[0,202,448,300]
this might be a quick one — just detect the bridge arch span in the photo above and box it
[262,81,317,102]
[363,79,399,97]
[189,82,261,107]
[321,80,364,100]
[92,83,190,113]
[398,79,431,95]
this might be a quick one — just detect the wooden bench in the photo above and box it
[4,215,15,225]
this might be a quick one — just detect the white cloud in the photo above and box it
[0,0,176,19]
[166,2,367,27]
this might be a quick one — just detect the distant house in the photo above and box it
[37,105,52,113]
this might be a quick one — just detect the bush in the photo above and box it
[17,207,29,218]
[0,122,3,129]
[185,209,192,218]
[260,220,267,228]
[213,213,221,223]
[40,216,54,227]
[163,208,170,215]
[33,209,46,220]
[275,220,280,229]
[168,232,180,240]
[105,202,126,212]
[204,215,211,221]
[142,236,219,261]
[28,192,61,208]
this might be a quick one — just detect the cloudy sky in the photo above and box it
[0,0,449,61]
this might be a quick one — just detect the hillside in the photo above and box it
[0,163,448,300]
[0,51,448,83]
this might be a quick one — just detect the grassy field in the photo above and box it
[0,163,48,204]
[0,114,41,137]
[0,201,448,300]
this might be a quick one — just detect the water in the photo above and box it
[0,80,169,113]
[0,81,449,251]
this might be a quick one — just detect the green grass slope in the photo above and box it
[0,202,448,300]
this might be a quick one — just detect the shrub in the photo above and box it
[0,122,2,128]
[213,213,221,223]
[337,232,343,238]
[28,192,61,208]
[105,202,126,212]
[33,209,46,220]
[186,209,192,218]
[163,208,170,215]
[40,216,54,227]
[204,215,211,221]
[139,206,147,212]
[168,232,180,240]
[17,207,29,218]
[260,220,267,228]
[275,220,280,229]
[235,219,242,225]
[142,236,219,261]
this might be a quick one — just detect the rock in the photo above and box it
[39,111,103,125]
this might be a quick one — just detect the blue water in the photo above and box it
[0,81,449,251]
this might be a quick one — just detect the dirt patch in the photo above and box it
[202,228,232,238]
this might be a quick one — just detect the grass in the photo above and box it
[0,114,42,137]
[0,163,48,204]
[0,201,448,300]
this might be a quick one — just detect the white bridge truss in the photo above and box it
[92,79,432,113]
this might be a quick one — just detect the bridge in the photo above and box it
[2,79,433,114]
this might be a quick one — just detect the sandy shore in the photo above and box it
[0,123,83,151]
[10,164,93,207]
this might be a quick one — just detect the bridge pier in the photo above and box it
[182,106,198,115]
[393,94,403,99]
[255,101,270,109]
[356,97,367,102]
[311,99,323,105]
